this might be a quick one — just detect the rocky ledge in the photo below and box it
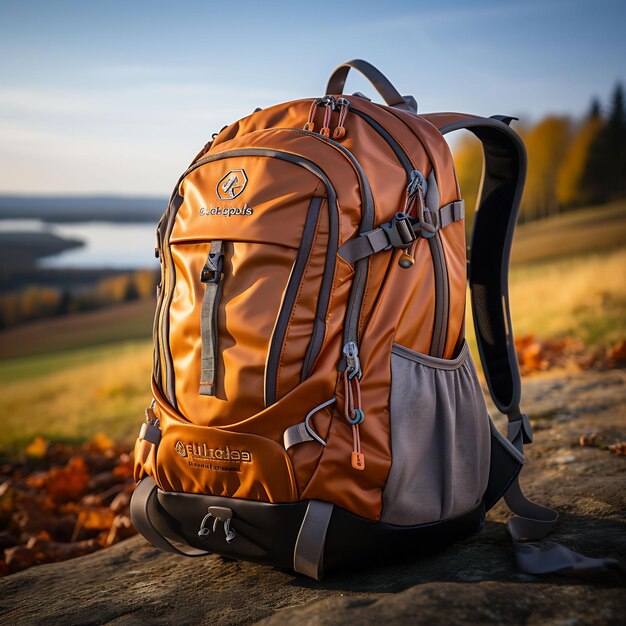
[1,369,624,625]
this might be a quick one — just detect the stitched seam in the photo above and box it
[391,341,469,370]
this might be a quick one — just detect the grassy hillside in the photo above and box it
[510,200,626,265]
[0,298,154,361]
[0,203,624,456]
[0,340,152,454]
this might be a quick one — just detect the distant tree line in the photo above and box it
[0,270,158,329]
[454,83,626,225]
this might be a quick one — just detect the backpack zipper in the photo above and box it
[349,106,450,358]
[264,196,325,406]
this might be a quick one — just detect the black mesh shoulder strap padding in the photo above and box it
[424,113,528,436]
[418,114,622,575]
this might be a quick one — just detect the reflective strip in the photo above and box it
[293,500,333,580]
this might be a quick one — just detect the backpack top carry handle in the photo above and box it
[325,58,418,113]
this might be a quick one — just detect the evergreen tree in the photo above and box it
[557,98,604,207]
[584,83,626,203]
[606,83,626,199]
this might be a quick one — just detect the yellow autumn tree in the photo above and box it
[557,113,603,207]
[521,116,571,221]
[451,133,483,231]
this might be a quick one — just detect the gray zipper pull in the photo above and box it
[139,407,161,444]
[198,506,236,543]
[223,518,236,543]
[407,169,427,198]
[343,341,362,379]
[198,512,214,537]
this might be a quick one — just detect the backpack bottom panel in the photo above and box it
[134,482,485,577]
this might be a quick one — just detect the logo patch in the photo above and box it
[175,441,252,472]
[216,169,247,200]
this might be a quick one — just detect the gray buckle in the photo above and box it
[200,253,223,284]
[380,212,417,249]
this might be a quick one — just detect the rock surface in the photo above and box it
[1,370,625,625]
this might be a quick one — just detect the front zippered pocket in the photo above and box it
[264,196,323,406]
[155,134,371,423]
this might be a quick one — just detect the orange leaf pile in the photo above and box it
[0,434,136,577]
[578,429,626,456]
[515,335,626,374]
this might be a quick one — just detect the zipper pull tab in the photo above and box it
[223,518,236,543]
[399,251,415,269]
[332,97,350,139]
[343,341,361,379]
[303,98,321,132]
[351,451,365,470]
[407,169,427,198]
[343,370,366,471]
[139,407,161,444]
[198,512,213,537]
[319,96,335,138]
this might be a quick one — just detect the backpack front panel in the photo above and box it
[144,99,489,524]
[149,127,379,503]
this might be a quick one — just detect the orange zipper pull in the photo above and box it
[351,450,365,470]
[315,95,335,137]
[343,369,366,471]
[303,98,320,132]
[320,101,332,137]
[332,97,350,139]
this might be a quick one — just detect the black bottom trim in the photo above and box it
[153,490,484,575]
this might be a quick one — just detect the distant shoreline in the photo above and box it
[0,194,167,224]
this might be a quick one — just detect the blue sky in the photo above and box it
[0,0,624,195]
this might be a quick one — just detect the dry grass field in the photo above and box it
[0,204,624,457]
[0,341,152,455]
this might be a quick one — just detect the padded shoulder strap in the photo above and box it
[422,112,531,449]
[423,113,621,575]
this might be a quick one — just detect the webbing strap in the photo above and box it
[199,240,224,396]
[338,200,464,264]
[504,477,620,574]
[293,500,333,580]
[130,477,209,557]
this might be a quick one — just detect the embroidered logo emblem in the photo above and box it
[216,169,247,200]
[174,441,252,472]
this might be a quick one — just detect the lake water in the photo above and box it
[0,219,159,269]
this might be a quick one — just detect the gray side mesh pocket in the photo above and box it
[381,341,491,526]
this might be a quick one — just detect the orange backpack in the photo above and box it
[131,60,617,578]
